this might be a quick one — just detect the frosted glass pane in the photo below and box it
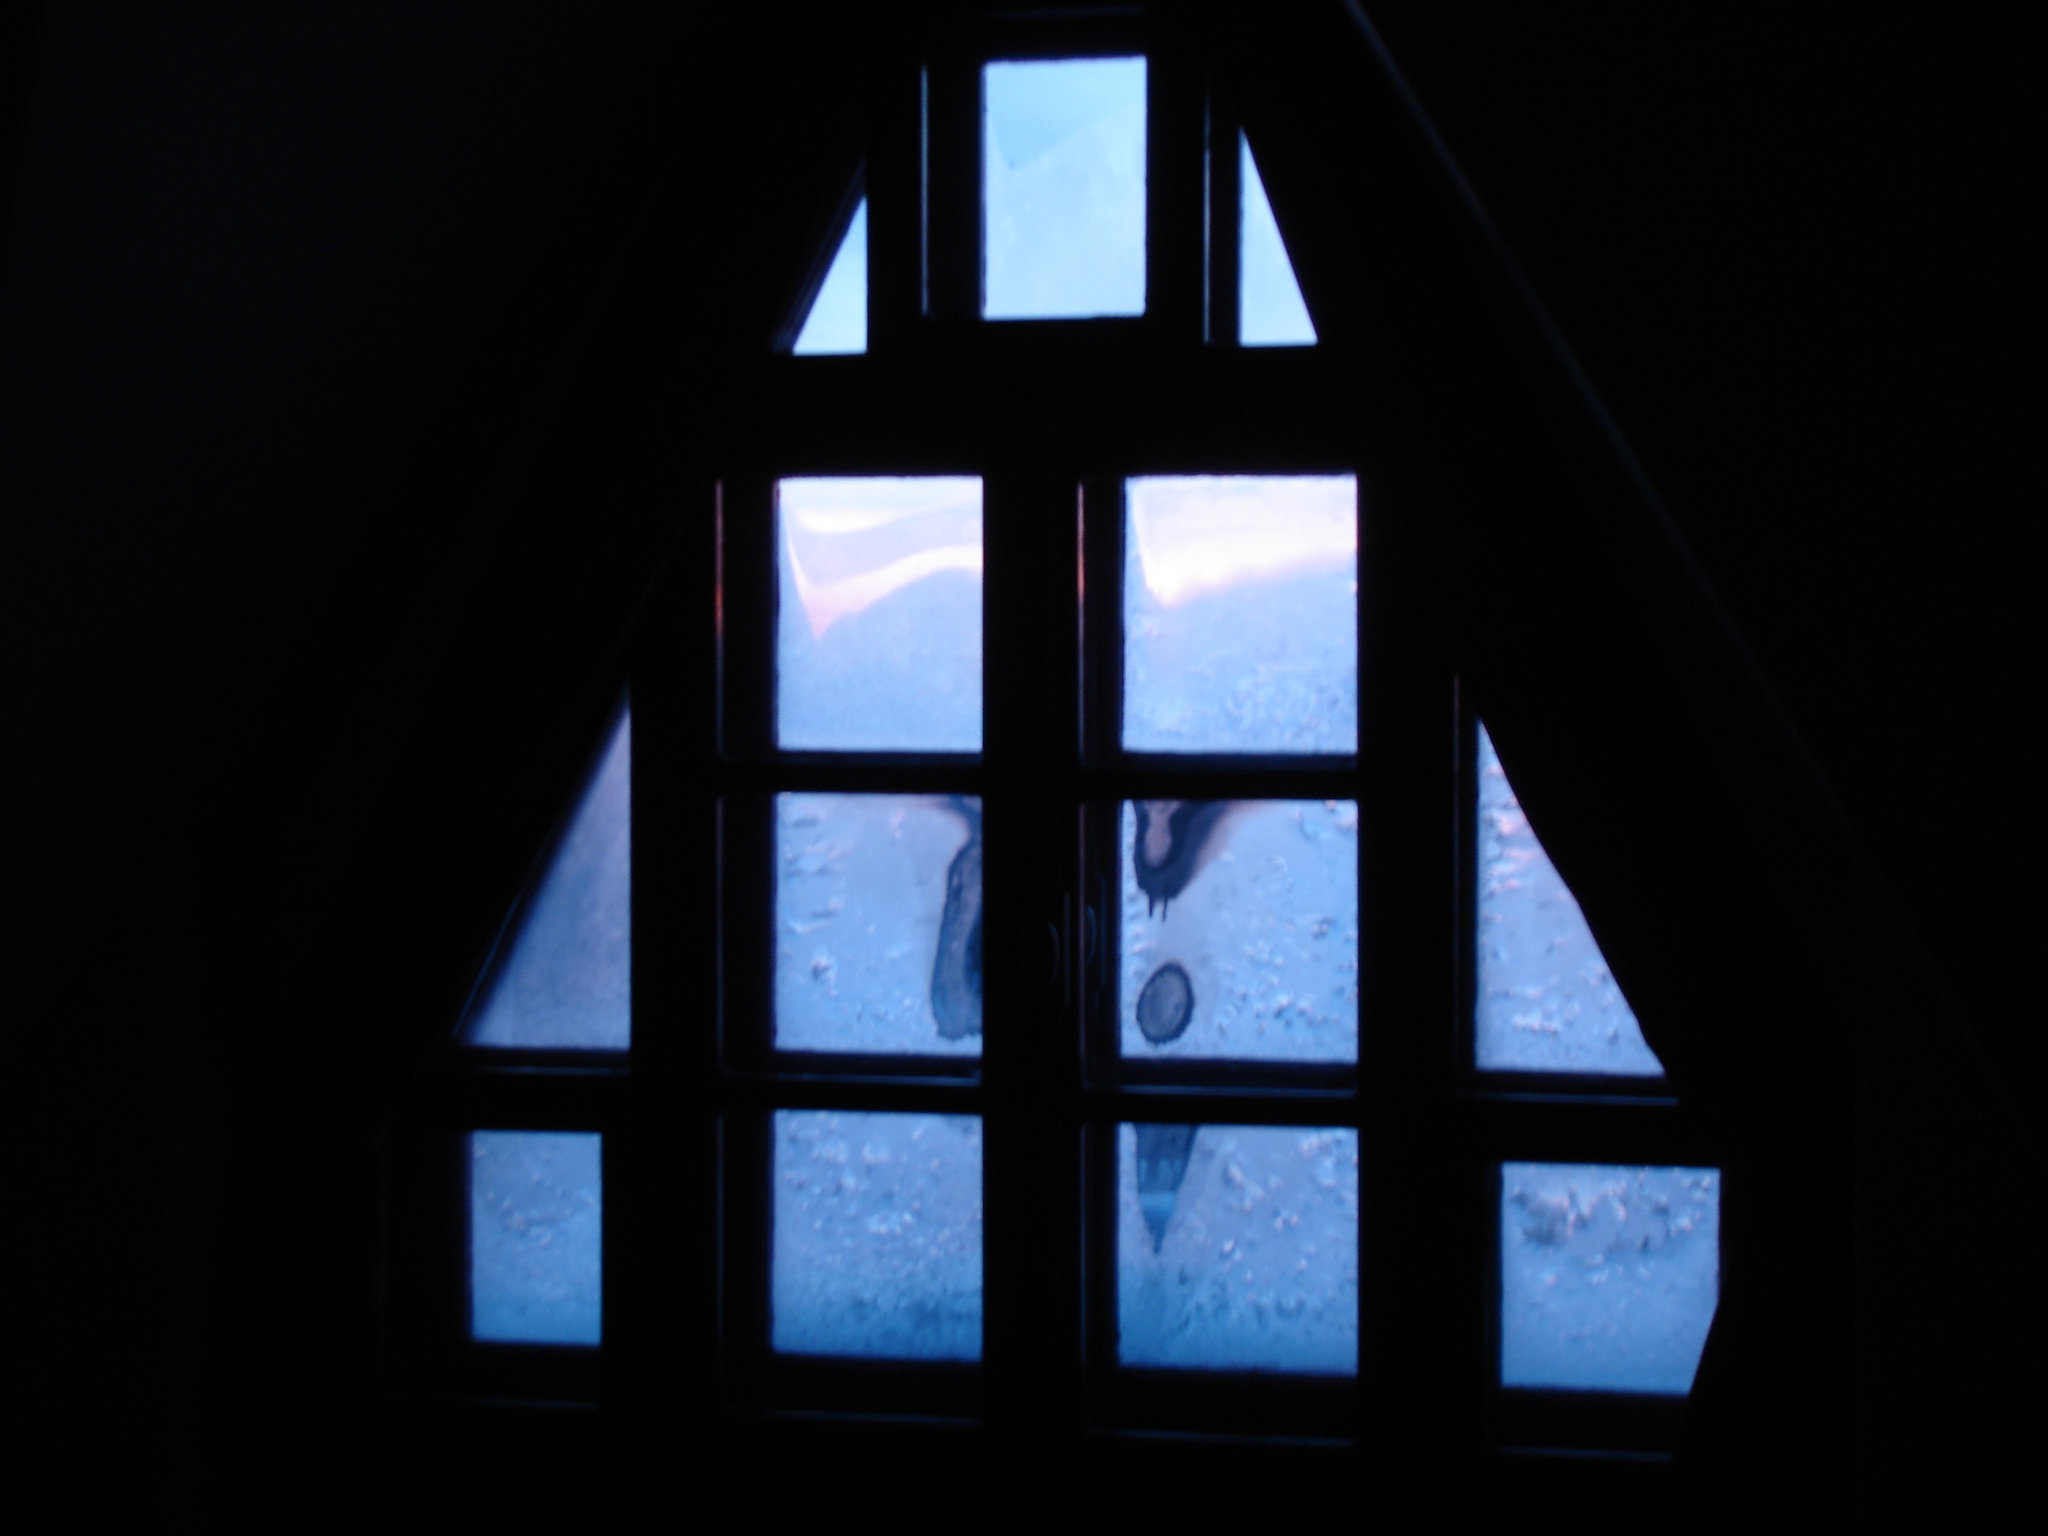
[463,709,630,1050]
[1239,135,1316,346]
[1475,725,1663,1074]
[776,477,983,751]
[470,1131,602,1346]
[1120,800,1358,1062]
[1123,476,1357,754]
[1118,1124,1358,1373]
[1500,1163,1720,1393]
[775,793,982,1055]
[793,197,867,355]
[773,1111,983,1361]
[983,57,1146,319]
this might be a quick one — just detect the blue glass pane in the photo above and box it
[1500,1163,1720,1393]
[772,1111,983,1361]
[1118,1124,1358,1373]
[462,708,630,1050]
[775,793,982,1056]
[983,57,1146,319]
[1239,134,1316,346]
[1475,725,1662,1074]
[470,1131,602,1345]
[1123,476,1357,754]
[793,197,867,355]
[776,477,983,752]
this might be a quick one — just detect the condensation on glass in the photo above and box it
[1475,724,1663,1075]
[461,707,630,1050]
[1118,1123,1358,1374]
[774,793,982,1056]
[1123,476,1357,754]
[1499,1162,1720,1394]
[1239,134,1316,346]
[776,477,983,752]
[1120,799,1358,1062]
[469,1130,602,1346]
[772,1111,984,1362]
[983,56,1146,319]
[792,197,867,356]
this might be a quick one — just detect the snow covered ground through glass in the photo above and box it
[469,1130,602,1345]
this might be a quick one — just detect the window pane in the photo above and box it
[773,1111,983,1361]
[1123,476,1357,754]
[1500,1163,1720,1393]
[462,707,630,1050]
[792,197,866,356]
[1118,1124,1358,1374]
[1120,799,1358,1062]
[1239,134,1316,346]
[1475,725,1663,1075]
[983,57,1146,319]
[775,793,982,1056]
[777,477,983,752]
[469,1131,602,1346]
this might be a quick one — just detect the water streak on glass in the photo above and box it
[1118,1124,1358,1373]
[1124,476,1357,753]
[470,1131,602,1345]
[463,708,630,1049]
[777,477,983,751]
[773,1111,983,1361]
[793,196,867,355]
[983,57,1146,319]
[1239,134,1317,346]
[1499,1162,1719,1393]
[1121,799,1358,1062]
[775,793,982,1055]
[1476,725,1662,1074]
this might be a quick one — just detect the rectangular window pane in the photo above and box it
[1500,1162,1720,1393]
[983,56,1146,319]
[1120,799,1358,1062]
[469,1130,602,1346]
[777,477,982,752]
[1123,476,1357,754]
[775,793,982,1055]
[773,1111,983,1361]
[1118,1123,1358,1374]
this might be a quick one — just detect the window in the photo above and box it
[388,7,1717,1479]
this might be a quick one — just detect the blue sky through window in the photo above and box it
[793,197,867,355]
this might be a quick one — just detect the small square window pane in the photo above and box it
[1118,1124,1358,1374]
[1500,1163,1720,1394]
[1476,725,1663,1075]
[777,477,982,752]
[773,1111,983,1362]
[983,57,1146,319]
[775,793,982,1055]
[1123,476,1357,754]
[1120,800,1358,1062]
[469,1131,602,1346]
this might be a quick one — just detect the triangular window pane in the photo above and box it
[1475,723,1662,1075]
[1239,133,1317,347]
[461,705,630,1050]
[792,198,867,355]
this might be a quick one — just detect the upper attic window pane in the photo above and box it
[1239,134,1316,346]
[793,197,867,355]
[983,57,1146,319]
[461,706,630,1050]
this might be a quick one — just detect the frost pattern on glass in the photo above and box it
[983,57,1146,319]
[470,1131,602,1346]
[775,794,982,1056]
[463,708,629,1050]
[1475,725,1662,1074]
[1118,1124,1358,1374]
[793,197,866,355]
[1120,800,1358,1062]
[1499,1163,1719,1394]
[773,1111,983,1361]
[777,478,983,752]
[1123,476,1357,754]
[1239,134,1316,346]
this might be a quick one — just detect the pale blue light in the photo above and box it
[470,1131,603,1346]
[1239,134,1316,346]
[793,198,867,355]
